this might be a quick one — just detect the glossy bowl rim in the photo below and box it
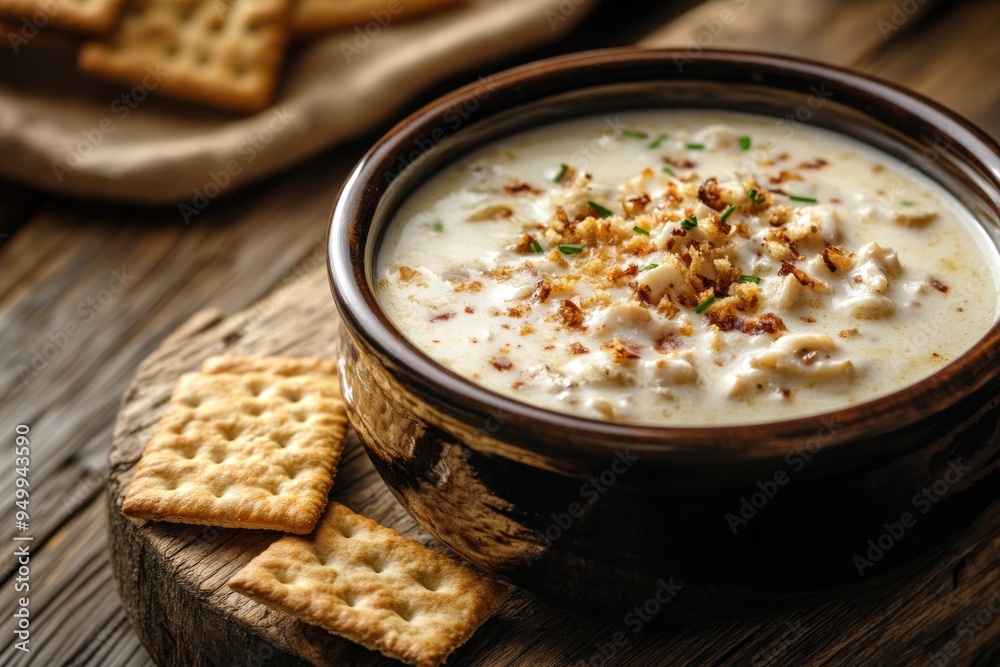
[328,47,1000,462]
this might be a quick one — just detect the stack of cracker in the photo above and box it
[0,0,467,111]
[122,355,507,667]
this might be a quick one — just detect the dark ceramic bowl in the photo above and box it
[327,48,1000,619]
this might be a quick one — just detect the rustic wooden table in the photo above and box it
[2,0,999,665]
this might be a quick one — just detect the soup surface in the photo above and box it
[376,111,999,425]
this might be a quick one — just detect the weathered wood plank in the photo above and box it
[640,0,941,61]
[0,148,356,570]
[0,496,120,666]
[858,0,1000,138]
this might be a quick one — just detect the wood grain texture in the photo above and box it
[2,0,1000,664]
[105,268,1000,667]
[858,0,1000,136]
[0,149,353,580]
[640,0,941,60]
[0,145,358,666]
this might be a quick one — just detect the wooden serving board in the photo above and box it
[107,264,1000,667]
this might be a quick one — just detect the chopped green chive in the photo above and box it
[559,244,584,255]
[901,200,915,207]
[686,143,705,150]
[748,188,765,205]
[621,130,647,140]
[788,194,818,203]
[680,214,698,232]
[432,221,443,232]
[633,225,650,236]
[694,295,716,314]
[528,239,543,254]
[588,200,613,218]
[553,163,568,183]
[662,166,676,177]
[739,136,752,151]
[719,204,736,223]
[639,263,659,273]
[647,133,668,149]
[737,274,761,284]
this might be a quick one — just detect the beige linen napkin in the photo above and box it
[0,0,596,203]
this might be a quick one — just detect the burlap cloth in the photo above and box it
[0,0,596,203]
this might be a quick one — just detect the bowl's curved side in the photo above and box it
[339,322,1000,616]
[327,48,1000,615]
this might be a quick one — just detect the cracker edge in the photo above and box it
[0,0,128,35]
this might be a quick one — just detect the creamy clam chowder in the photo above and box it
[376,111,1000,425]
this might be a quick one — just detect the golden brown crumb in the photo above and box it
[603,338,641,363]
[799,158,829,170]
[768,206,793,227]
[768,171,804,184]
[663,155,696,169]
[468,205,513,221]
[528,280,551,303]
[548,274,580,295]
[697,178,725,211]
[930,278,949,293]
[624,194,651,216]
[653,333,683,353]
[822,246,852,273]
[635,284,653,306]
[513,234,537,255]
[506,305,530,318]
[608,264,638,285]
[778,262,822,289]
[656,296,680,319]
[489,266,512,282]
[705,311,787,336]
[452,280,483,293]
[503,182,541,195]
[557,300,585,329]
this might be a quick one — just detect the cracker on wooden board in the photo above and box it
[290,0,467,37]
[0,0,128,35]
[228,502,509,667]
[121,356,347,534]
[78,0,292,112]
